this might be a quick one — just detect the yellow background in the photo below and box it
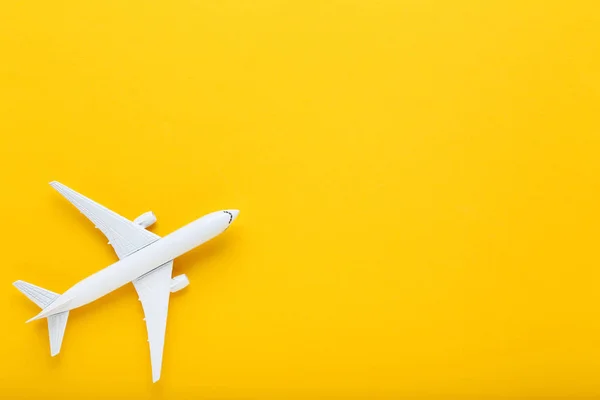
[1,0,600,398]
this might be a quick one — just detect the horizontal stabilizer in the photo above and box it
[13,280,59,309]
[14,280,69,356]
[48,311,69,356]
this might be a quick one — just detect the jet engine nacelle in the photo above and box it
[133,211,157,228]
[170,274,189,293]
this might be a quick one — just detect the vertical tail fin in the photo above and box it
[13,280,70,356]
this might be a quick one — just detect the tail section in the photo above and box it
[13,280,69,356]
[14,280,59,308]
[47,312,69,356]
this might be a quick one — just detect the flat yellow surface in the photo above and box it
[1,0,600,398]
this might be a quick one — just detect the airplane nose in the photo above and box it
[224,209,239,224]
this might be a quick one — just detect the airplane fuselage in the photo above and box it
[34,210,236,319]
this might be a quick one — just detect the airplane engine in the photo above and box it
[170,274,189,293]
[133,211,157,228]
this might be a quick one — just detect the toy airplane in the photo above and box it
[14,181,239,382]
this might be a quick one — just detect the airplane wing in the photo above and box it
[50,181,160,259]
[51,181,173,382]
[132,261,173,382]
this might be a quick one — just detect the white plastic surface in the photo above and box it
[50,182,160,259]
[48,311,69,356]
[133,261,173,382]
[13,280,59,308]
[14,181,239,382]
[134,211,157,229]
[13,280,69,356]
[170,274,189,293]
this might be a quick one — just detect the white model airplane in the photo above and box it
[14,181,239,382]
